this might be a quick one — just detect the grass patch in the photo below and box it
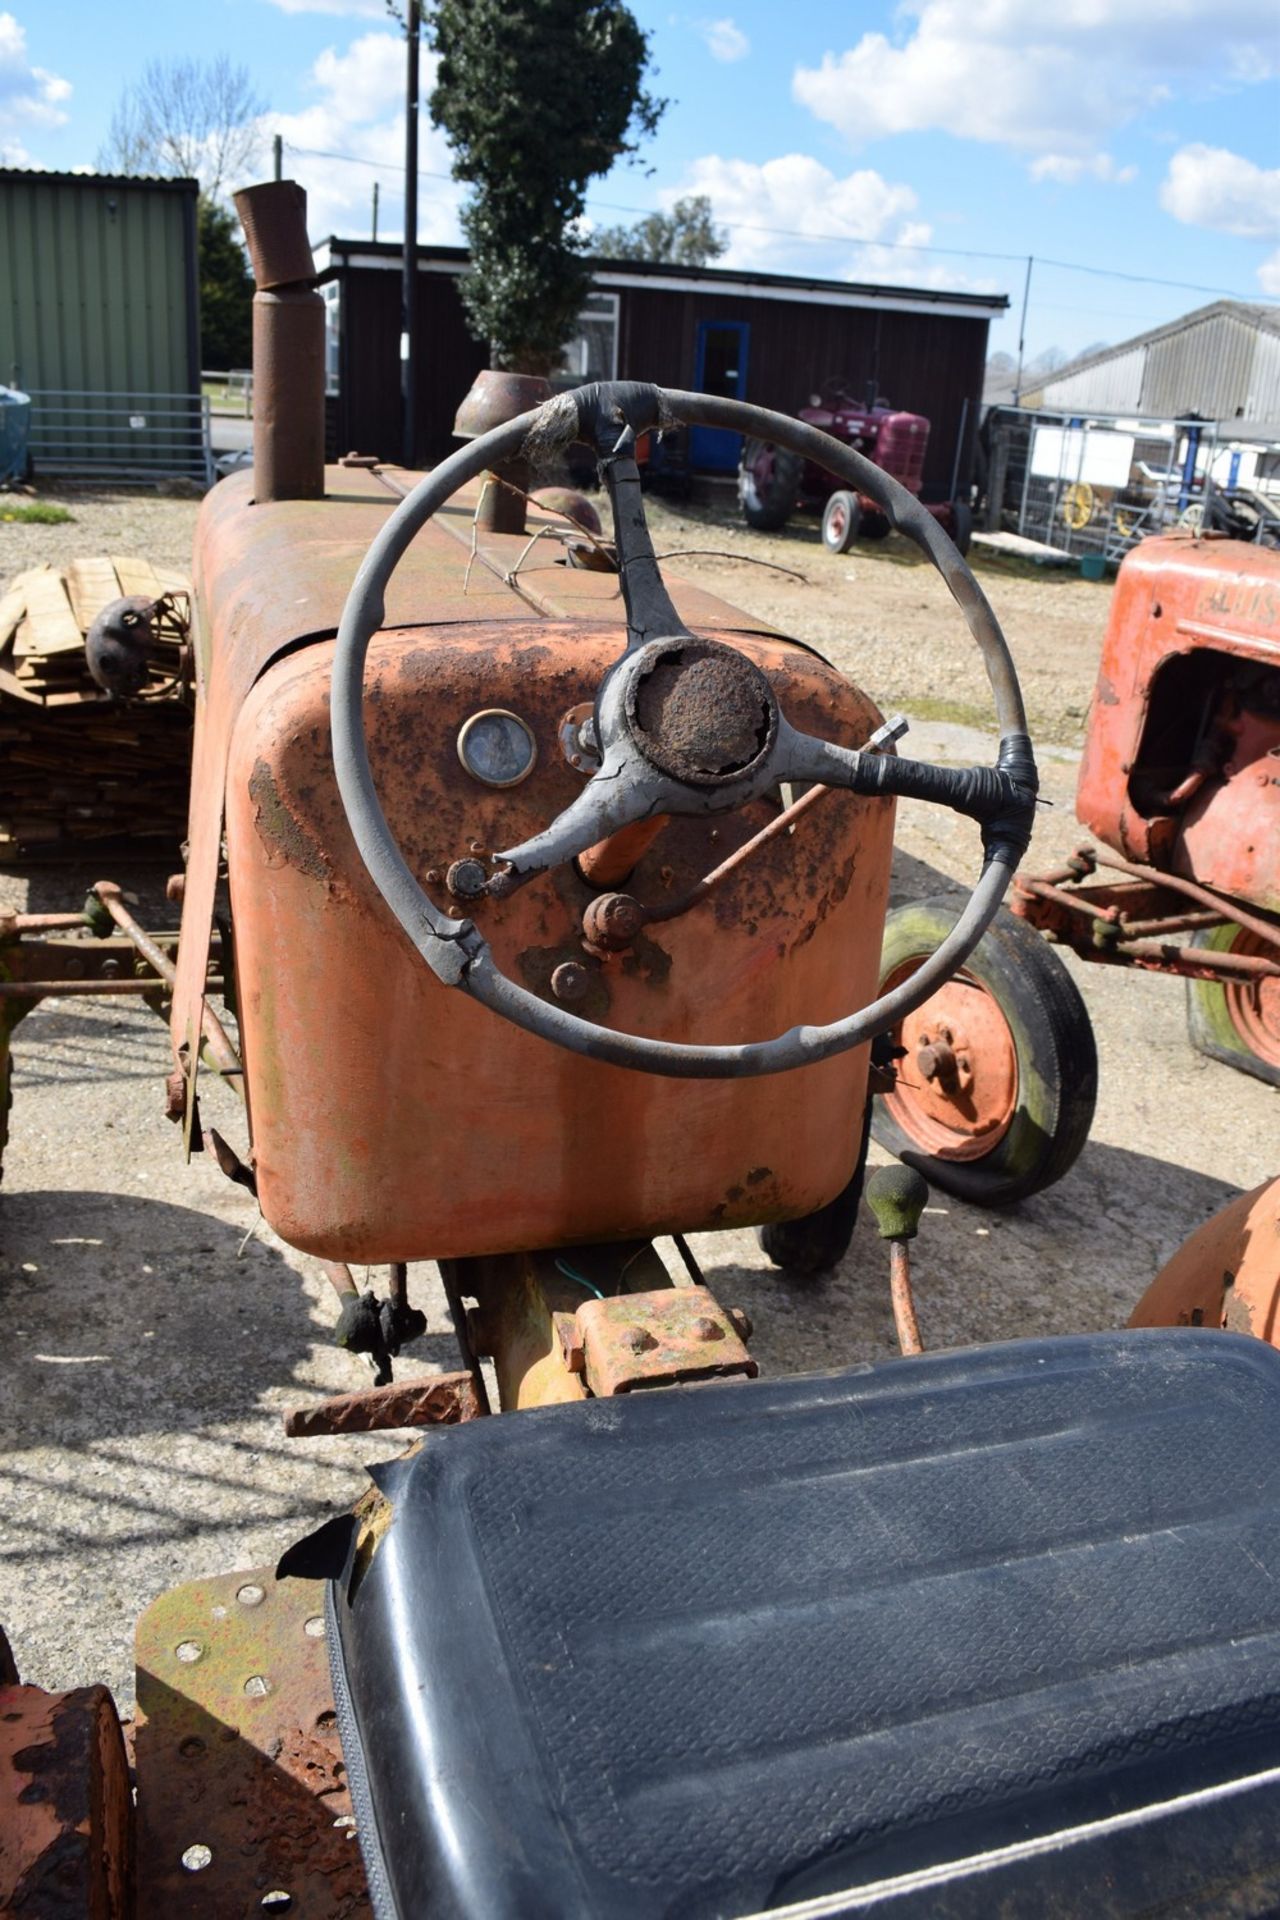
[0,501,73,524]
[890,693,994,730]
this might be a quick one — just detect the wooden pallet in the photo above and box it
[0,556,193,859]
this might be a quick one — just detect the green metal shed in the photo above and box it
[0,168,206,481]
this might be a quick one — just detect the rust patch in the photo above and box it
[1,1684,131,1917]
[517,941,611,1018]
[1221,1269,1254,1335]
[619,929,673,987]
[248,756,333,882]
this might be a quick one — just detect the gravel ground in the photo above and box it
[643,494,1112,747]
[1,484,1274,1711]
[1,486,201,581]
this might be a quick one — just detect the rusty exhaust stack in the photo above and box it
[233,180,325,502]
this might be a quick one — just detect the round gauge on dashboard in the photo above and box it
[456,709,538,788]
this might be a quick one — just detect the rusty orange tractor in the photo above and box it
[6,183,1280,1918]
[869,532,1280,1205]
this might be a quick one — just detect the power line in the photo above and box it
[280,139,1273,306]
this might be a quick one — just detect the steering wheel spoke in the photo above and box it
[775,720,1038,867]
[490,741,677,892]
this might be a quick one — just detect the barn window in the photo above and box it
[554,291,619,389]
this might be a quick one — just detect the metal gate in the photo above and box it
[26,390,212,486]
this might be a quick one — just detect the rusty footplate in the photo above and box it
[134,1568,368,1917]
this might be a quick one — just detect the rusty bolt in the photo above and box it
[623,1325,658,1354]
[425,868,441,885]
[100,958,122,979]
[692,1316,724,1342]
[165,872,186,904]
[551,962,590,1005]
[583,892,643,952]
[726,1306,753,1343]
[917,1041,956,1082]
[446,858,488,901]
[164,1068,187,1124]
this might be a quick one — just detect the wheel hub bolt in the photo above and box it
[917,1040,956,1082]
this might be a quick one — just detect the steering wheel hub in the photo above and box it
[627,638,777,787]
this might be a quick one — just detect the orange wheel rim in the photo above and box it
[1223,931,1280,1068]
[881,964,1019,1161]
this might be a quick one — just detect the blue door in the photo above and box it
[689,320,749,472]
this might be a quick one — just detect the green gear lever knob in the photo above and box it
[866,1163,930,1242]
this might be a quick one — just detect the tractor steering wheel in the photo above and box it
[331,382,1036,1079]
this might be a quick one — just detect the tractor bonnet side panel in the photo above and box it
[224,623,894,1263]
[1076,536,1280,911]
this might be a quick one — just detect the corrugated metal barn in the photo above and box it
[1025,301,1280,424]
[315,241,1007,498]
[0,168,204,480]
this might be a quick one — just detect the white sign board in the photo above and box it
[1030,425,1134,488]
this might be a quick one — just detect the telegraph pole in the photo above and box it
[401,0,420,468]
[272,133,283,181]
[372,181,380,243]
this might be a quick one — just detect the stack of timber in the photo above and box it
[0,557,192,859]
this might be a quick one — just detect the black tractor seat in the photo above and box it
[326,1330,1280,1917]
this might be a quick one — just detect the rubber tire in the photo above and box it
[949,499,973,557]
[860,511,892,541]
[739,439,802,532]
[1185,922,1280,1088]
[757,1092,872,1277]
[870,899,1098,1206]
[822,490,862,554]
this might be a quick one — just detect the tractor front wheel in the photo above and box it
[739,439,802,532]
[1186,922,1280,1087]
[821,490,862,553]
[870,899,1097,1206]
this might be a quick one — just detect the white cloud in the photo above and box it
[662,152,994,291]
[1261,252,1280,297]
[1159,143,1280,240]
[793,1,1276,174]
[1030,153,1138,185]
[264,0,385,13]
[266,31,464,245]
[700,17,749,62]
[0,11,70,163]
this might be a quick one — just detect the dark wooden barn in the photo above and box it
[315,240,1007,498]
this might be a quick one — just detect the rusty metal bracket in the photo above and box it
[556,1285,757,1396]
[283,1370,482,1437]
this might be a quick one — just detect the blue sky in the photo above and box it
[4,0,1278,363]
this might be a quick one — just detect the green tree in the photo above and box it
[592,194,728,266]
[427,0,665,373]
[198,198,254,370]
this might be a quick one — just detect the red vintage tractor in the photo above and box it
[738,379,973,555]
[7,184,1280,1918]
[871,531,1280,1206]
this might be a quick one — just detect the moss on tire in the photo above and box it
[1185,922,1280,1088]
[870,898,1098,1206]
